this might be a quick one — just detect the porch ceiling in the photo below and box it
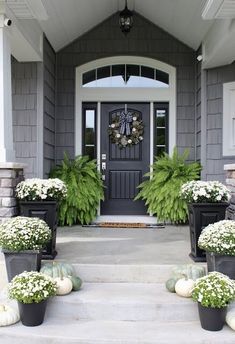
[38,0,212,52]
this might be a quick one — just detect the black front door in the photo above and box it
[101,103,150,215]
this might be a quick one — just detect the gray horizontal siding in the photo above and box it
[55,11,196,163]
[43,36,56,177]
[11,58,38,177]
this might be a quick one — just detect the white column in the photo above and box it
[0,14,15,162]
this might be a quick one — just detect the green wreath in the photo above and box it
[108,112,144,148]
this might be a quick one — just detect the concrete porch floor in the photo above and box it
[55,224,192,265]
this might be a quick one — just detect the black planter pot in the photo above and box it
[206,251,235,280]
[198,303,227,331]
[2,250,41,282]
[188,203,228,262]
[19,201,58,260]
[18,300,47,326]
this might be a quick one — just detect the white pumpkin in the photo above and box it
[54,276,73,295]
[226,310,235,330]
[0,304,20,327]
[175,276,195,298]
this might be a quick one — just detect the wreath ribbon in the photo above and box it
[119,112,133,136]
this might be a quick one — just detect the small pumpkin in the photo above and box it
[0,304,20,327]
[226,310,235,330]
[40,262,75,279]
[69,276,83,291]
[175,275,195,298]
[165,278,178,293]
[54,276,73,296]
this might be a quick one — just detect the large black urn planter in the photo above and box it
[206,252,235,280]
[198,303,227,331]
[188,203,228,262]
[3,250,41,282]
[19,201,58,260]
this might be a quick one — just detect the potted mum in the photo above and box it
[180,181,230,262]
[198,220,235,279]
[0,216,51,281]
[8,271,57,326]
[15,178,67,259]
[192,272,235,331]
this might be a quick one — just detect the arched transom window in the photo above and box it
[82,64,169,88]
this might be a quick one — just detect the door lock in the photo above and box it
[102,162,106,171]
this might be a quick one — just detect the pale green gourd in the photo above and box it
[69,276,82,291]
[165,278,178,293]
[40,262,83,291]
[172,264,206,281]
[40,262,75,279]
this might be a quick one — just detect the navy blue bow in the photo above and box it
[119,112,133,136]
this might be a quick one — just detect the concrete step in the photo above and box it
[1,258,206,285]
[59,263,177,283]
[1,318,234,344]
[0,261,177,286]
[47,282,198,322]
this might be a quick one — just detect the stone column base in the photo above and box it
[0,162,26,223]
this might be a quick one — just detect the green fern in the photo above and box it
[135,148,201,224]
[50,154,104,226]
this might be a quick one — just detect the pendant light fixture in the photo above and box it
[119,0,133,35]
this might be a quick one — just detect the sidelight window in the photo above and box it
[82,104,97,160]
[154,103,168,157]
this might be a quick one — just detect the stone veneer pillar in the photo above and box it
[224,164,235,220]
[0,162,26,223]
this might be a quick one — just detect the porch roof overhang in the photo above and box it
[2,0,235,69]
[0,1,43,61]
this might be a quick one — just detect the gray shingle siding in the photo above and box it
[11,58,38,178]
[204,62,235,181]
[43,37,56,177]
[11,12,235,184]
[55,12,196,163]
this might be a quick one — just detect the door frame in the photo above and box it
[75,56,176,215]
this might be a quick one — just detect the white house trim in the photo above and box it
[97,101,101,216]
[75,56,176,159]
[36,62,44,178]
[223,81,235,157]
[0,18,15,162]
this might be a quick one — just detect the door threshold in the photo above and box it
[94,215,158,225]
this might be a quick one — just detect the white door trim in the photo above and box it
[75,55,176,157]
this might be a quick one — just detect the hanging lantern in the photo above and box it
[119,0,133,35]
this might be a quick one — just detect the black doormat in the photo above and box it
[83,222,165,229]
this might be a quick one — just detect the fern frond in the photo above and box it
[135,148,201,224]
[50,153,104,226]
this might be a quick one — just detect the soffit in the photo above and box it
[35,0,213,52]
